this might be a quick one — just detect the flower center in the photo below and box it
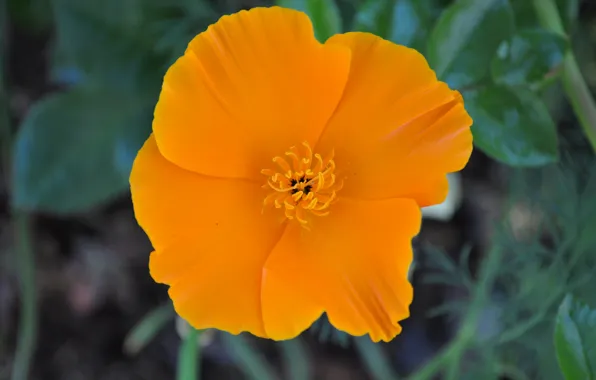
[261,141,342,227]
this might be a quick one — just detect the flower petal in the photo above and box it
[261,198,420,342]
[318,32,473,207]
[130,135,285,337]
[153,6,350,180]
[261,225,325,340]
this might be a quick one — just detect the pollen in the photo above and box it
[261,141,343,227]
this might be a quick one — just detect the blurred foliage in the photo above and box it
[221,333,277,380]
[512,0,579,32]
[12,88,150,213]
[554,295,596,380]
[353,0,442,52]
[427,0,515,90]
[420,157,596,380]
[1,0,8,150]
[353,337,399,380]
[178,327,200,380]
[279,338,311,380]
[123,302,174,355]
[278,0,342,41]
[310,314,350,347]
[10,0,217,213]
[464,85,559,166]
[490,29,567,87]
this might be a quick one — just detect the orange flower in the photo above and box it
[130,6,473,342]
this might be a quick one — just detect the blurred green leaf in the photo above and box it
[510,0,536,30]
[12,88,150,213]
[147,0,217,63]
[352,0,390,35]
[173,0,214,17]
[511,0,578,32]
[554,294,596,380]
[51,0,164,94]
[575,165,596,252]
[354,337,399,380]
[8,0,52,31]
[123,303,174,356]
[465,85,559,166]
[277,0,342,41]
[427,0,514,89]
[177,327,200,380]
[353,0,439,51]
[53,0,144,39]
[557,0,579,32]
[279,338,311,380]
[311,314,351,347]
[221,334,276,380]
[491,29,567,87]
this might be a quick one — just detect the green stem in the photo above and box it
[177,328,200,380]
[221,334,276,380]
[11,212,37,380]
[2,2,38,378]
[123,303,175,355]
[354,336,400,380]
[0,0,9,148]
[279,338,311,380]
[408,247,502,380]
[533,0,596,152]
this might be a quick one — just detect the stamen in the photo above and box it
[261,141,342,228]
[286,149,301,169]
[312,154,323,173]
[292,191,304,202]
[316,172,325,191]
[302,141,313,163]
[305,198,318,209]
[285,208,294,219]
[310,209,330,217]
[267,180,286,192]
[295,207,308,225]
[273,156,291,172]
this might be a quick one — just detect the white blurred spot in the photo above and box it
[422,173,463,222]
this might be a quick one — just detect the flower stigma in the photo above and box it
[261,141,342,227]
